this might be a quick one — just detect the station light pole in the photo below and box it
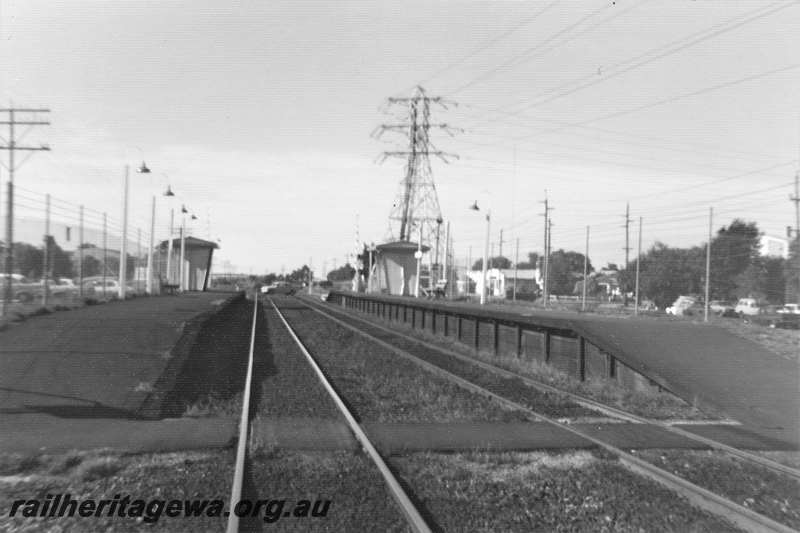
[179,205,197,291]
[470,192,491,305]
[146,178,175,294]
[119,157,151,299]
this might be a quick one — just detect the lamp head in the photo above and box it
[181,204,188,214]
[191,214,197,220]
[163,185,175,197]
[137,162,151,174]
[469,201,480,211]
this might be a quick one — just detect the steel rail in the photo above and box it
[294,295,798,533]
[226,292,260,533]
[301,294,800,482]
[267,297,432,533]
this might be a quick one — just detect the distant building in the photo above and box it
[367,241,431,296]
[69,245,121,263]
[759,235,789,259]
[155,236,219,291]
[595,270,621,297]
[466,268,541,299]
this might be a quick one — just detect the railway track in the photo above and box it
[278,293,799,533]
[297,294,800,482]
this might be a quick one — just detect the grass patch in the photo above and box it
[0,450,235,532]
[714,319,800,362]
[183,391,244,418]
[275,302,534,423]
[749,451,800,469]
[634,449,800,529]
[72,456,126,481]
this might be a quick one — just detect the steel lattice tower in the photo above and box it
[375,87,458,261]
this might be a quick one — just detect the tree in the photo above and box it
[80,256,102,278]
[327,263,355,282]
[516,252,540,270]
[547,249,592,295]
[472,256,511,270]
[13,242,43,279]
[785,238,800,304]
[286,265,310,284]
[710,219,760,301]
[573,276,602,296]
[735,256,785,303]
[636,242,705,308]
[48,237,74,279]
[260,273,278,286]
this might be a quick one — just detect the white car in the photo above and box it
[778,304,800,315]
[734,298,763,317]
[666,296,698,316]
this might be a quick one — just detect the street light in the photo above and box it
[119,155,151,299]
[146,175,175,294]
[178,205,197,291]
[470,194,491,305]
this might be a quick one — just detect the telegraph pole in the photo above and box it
[0,105,51,316]
[548,219,553,299]
[790,173,800,303]
[540,195,552,307]
[583,226,589,311]
[513,237,519,301]
[622,202,631,307]
[42,194,50,306]
[499,228,504,259]
[705,208,713,322]
[635,217,642,315]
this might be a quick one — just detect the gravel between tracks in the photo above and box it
[287,299,603,421]
[634,449,800,529]
[272,298,532,423]
[255,302,343,420]
[0,448,412,532]
[389,450,743,532]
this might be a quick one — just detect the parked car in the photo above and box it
[734,298,763,317]
[708,300,734,315]
[640,299,657,311]
[83,279,133,295]
[666,296,699,316]
[777,303,800,314]
[8,278,66,302]
[260,281,295,295]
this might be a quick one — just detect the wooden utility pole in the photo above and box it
[623,202,631,307]
[499,228,504,259]
[705,208,713,322]
[540,195,552,307]
[791,173,800,303]
[513,237,519,301]
[635,217,642,315]
[42,195,50,306]
[583,226,589,311]
[0,105,50,316]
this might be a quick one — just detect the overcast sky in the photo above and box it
[1,1,797,276]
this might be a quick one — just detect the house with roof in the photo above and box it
[466,268,541,299]
[154,236,219,291]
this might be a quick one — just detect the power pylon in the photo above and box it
[374,86,459,262]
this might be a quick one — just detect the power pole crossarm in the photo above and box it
[1,106,51,317]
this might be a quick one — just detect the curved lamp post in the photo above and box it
[469,193,491,305]
[119,153,150,299]
[146,175,175,294]
[179,205,197,291]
